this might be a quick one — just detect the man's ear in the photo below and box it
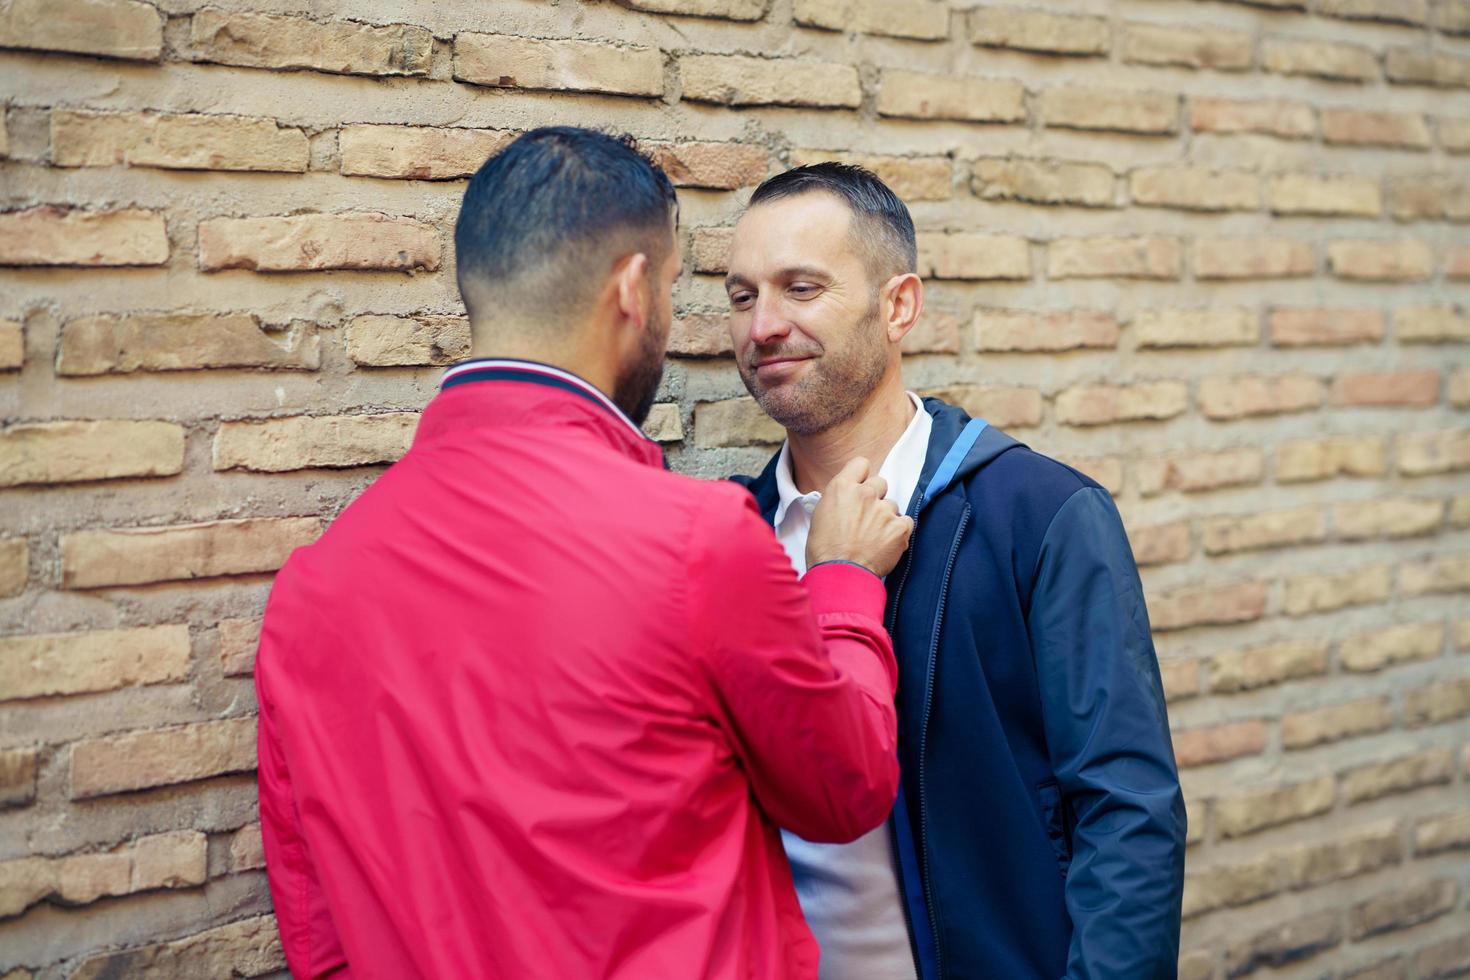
[615,253,651,331]
[882,273,924,345]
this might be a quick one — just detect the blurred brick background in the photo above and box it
[2,0,1469,976]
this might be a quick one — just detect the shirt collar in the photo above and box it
[773,392,931,528]
[441,358,654,445]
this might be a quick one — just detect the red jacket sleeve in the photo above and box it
[255,573,352,979]
[693,489,900,844]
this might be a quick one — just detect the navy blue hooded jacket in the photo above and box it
[734,397,1187,979]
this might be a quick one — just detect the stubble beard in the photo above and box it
[612,310,668,427]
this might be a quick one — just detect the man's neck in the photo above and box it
[788,374,915,494]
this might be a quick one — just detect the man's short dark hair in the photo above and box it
[747,162,917,281]
[454,127,677,325]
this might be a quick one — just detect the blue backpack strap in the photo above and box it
[917,418,988,510]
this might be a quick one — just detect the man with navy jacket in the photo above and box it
[725,164,1187,979]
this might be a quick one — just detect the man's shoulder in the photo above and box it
[965,439,1103,502]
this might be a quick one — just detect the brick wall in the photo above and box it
[1,0,1467,976]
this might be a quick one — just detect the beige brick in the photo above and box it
[1158,658,1199,701]
[917,233,1029,280]
[1039,88,1178,135]
[59,312,321,375]
[0,830,206,918]
[969,8,1109,56]
[1262,37,1379,82]
[61,517,321,589]
[681,55,860,108]
[1199,373,1325,420]
[70,718,257,798]
[1351,880,1457,939]
[668,314,734,358]
[1134,308,1258,348]
[1282,697,1393,748]
[1130,167,1259,212]
[228,823,265,872]
[0,420,184,488]
[1130,522,1190,566]
[1202,507,1326,555]
[1215,776,1335,837]
[0,538,26,599]
[616,0,767,19]
[1056,381,1187,425]
[970,157,1114,208]
[1398,429,1470,476]
[694,398,785,448]
[52,109,308,173]
[1329,240,1434,282]
[1182,854,1278,918]
[1270,308,1385,347]
[198,213,440,273]
[1151,581,1268,631]
[1178,950,1214,980]
[1194,238,1314,280]
[1449,245,1470,279]
[1440,116,1470,152]
[219,618,260,677]
[344,314,470,367]
[0,0,161,61]
[876,71,1025,122]
[923,386,1042,429]
[1341,749,1454,803]
[1439,0,1470,33]
[1332,369,1439,407]
[791,150,951,201]
[1417,934,1470,980]
[1415,808,1470,853]
[1456,498,1470,530]
[70,915,284,980]
[1269,174,1382,217]
[1056,456,1124,496]
[642,403,684,443]
[1399,678,1470,725]
[0,319,21,371]
[1341,621,1444,673]
[690,227,735,274]
[974,310,1119,352]
[1278,436,1387,482]
[1453,369,1470,409]
[1049,237,1180,280]
[1336,498,1445,539]
[339,125,515,180]
[1173,720,1269,768]
[902,311,961,354]
[1282,821,1403,888]
[1395,306,1470,343]
[1138,449,1265,495]
[1401,555,1470,598]
[1189,97,1316,139]
[649,142,770,190]
[1322,109,1432,149]
[1284,565,1392,616]
[793,0,949,40]
[0,625,191,702]
[1226,910,1342,976]
[0,206,168,267]
[215,413,418,473]
[0,746,38,808]
[1386,47,1470,88]
[1387,175,1470,222]
[189,9,431,77]
[454,33,661,97]
[1121,23,1253,71]
[1317,0,1428,23]
[1210,641,1330,694]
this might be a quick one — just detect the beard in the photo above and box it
[611,307,668,427]
[737,296,887,436]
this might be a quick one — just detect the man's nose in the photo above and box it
[749,298,793,346]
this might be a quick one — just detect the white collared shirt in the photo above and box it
[774,392,930,980]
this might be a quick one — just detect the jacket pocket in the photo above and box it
[1035,779,1072,879]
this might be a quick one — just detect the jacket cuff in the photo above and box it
[802,560,888,620]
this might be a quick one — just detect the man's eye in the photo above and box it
[729,292,753,307]
[790,284,819,297]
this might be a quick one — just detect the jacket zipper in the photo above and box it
[884,503,921,973]
[918,505,970,980]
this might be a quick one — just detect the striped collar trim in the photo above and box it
[441,358,651,442]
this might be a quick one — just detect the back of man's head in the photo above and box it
[454,127,677,333]
[746,162,917,284]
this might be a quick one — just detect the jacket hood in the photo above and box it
[732,396,1027,522]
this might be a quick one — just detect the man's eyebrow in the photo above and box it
[724,272,752,291]
[723,266,833,291]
